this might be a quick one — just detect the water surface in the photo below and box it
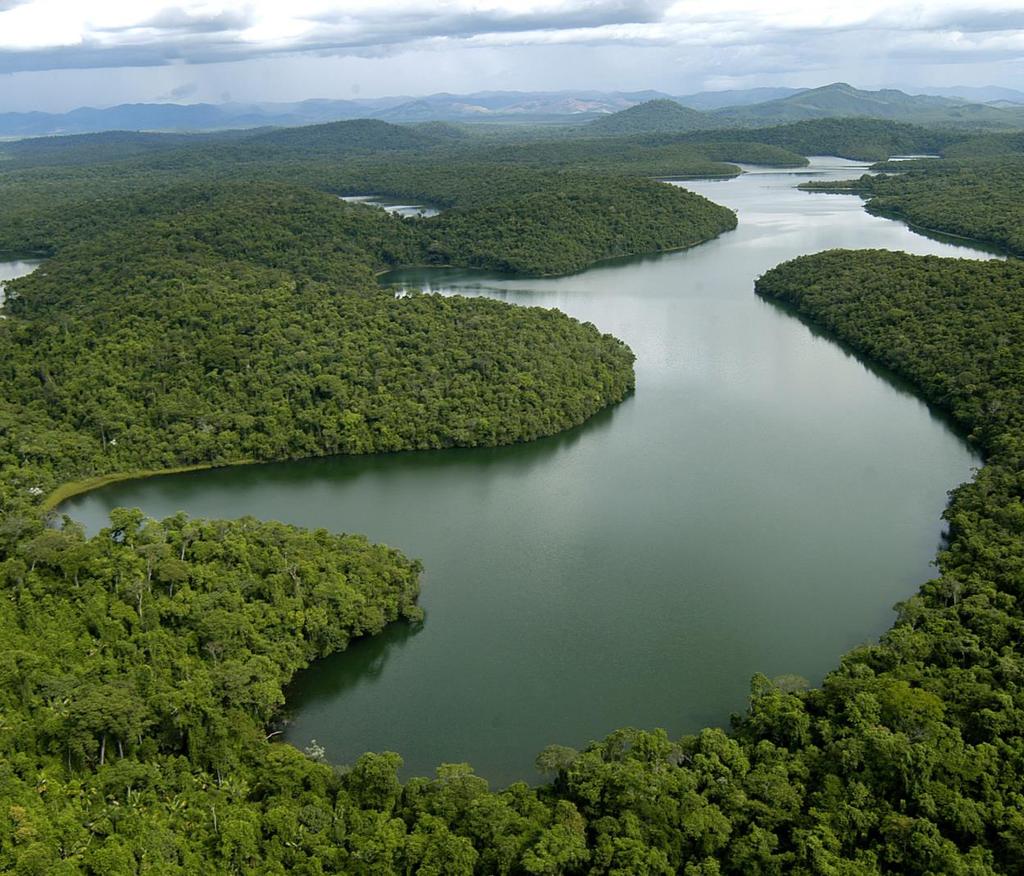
[339,194,441,218]
[0,258,41,308]
[64,158,993,785]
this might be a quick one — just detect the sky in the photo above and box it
[0,1,1022,112]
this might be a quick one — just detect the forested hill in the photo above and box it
[243,118,441,154]
[0,166,736,276]
[711,81,1024,127]
[587,99,710,135]
[583,85,1024,139]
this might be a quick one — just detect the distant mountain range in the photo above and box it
[0,91,666,137]
[709,83,1024,126]
[587,84,1024,136]
[2,83,1023,138]
[914,85,1024,105]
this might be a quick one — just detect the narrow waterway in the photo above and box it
[61,158,995,786]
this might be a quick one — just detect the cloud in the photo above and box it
[0,0,1020,98]
[98,7,257,37]
[0,1,676,72]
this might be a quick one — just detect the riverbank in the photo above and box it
[41,460,258,511]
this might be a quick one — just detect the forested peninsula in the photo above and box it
[3,119,1024,873]
[2,179,668,511]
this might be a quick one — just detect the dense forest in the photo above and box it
[0,173,736,277]
[4,116,1024,872]
[681,118,962,162]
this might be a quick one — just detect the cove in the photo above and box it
[61,158,996,787]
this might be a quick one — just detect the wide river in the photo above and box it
[58,158,996,786]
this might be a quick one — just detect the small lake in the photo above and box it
[339,195,441,218]
[0,257,41,308]
[63,158,995,786]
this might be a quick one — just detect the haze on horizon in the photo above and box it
[0,0,1022,113]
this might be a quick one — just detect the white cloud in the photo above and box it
[0,1,1021,110]
[0,1,1015,68]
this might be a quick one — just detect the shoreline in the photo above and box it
[372,222,738,281]
[42,459,258,511]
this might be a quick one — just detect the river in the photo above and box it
[58,157,996,786]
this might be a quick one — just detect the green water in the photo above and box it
[62,158,995,786]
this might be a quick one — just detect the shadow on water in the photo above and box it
[865,207,1012,258]
[758,295,978,447]
[377,237,744,292]
[281,620,425,729]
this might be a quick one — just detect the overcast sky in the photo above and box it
[0,1,1022,111]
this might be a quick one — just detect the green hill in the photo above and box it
[587,99,711,135]
[245,118,441,154]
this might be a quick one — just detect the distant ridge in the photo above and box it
[0,91,673,137]
[2,83,1023,139]
[916,85,1024,105]
[710,83,1024,127]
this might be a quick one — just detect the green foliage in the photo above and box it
[423,175,736,273]
[942,132,1024,160]
[242,118,443,155]
[0,153,737,276]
